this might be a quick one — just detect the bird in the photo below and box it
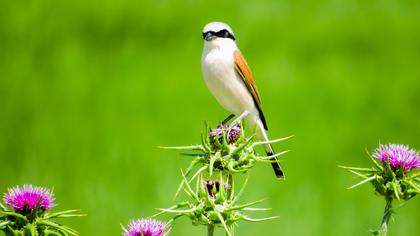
[201,22,284,179]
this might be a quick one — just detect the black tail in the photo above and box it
[266,144,285,179]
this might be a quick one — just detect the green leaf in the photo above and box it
[238,214,279,222]
[173,160,199,199]
[44,209,84,219]
[43,229,63,236]
[152,202,190,218]
[250,136,293,148]
[258,150,290,160]
[36,219,79,236]
[216,212,232,236]
[0,211,28,222]
[158,206,199,214]
[348,175,377,189]
[0,202,6,211]
[367,152,383,170]
[180,170,199,201]
[23,224,38,236]
[209,152,220,177]
[158,145,205,151]
[242,207,271,211]
[232,174,249,204]
[0,221,10,229]
[348,170,370,179]
[227,199,266,211]
[338,165,378,172]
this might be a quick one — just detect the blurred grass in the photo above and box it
[1,0,420,235]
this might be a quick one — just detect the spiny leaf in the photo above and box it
[209,153,220,177]
[227,199,266,211]
[407,172,420,179]
[152,202,190,218]
[158,145,205,151]
[37,220,79,236]
[348,170,370,179]
[180,153,209,157]
[44,209,84,219]
[258,150,290,160]
[0,202,6,211]
[251,136,293,148]
[338,165,378,172]
[0,221,10,229]
[239,214,279,222]
[367,151,383,170]
[158,206,199,214]
[243,207,271,211]
[0,211,28,222]
[216,212,232,236]
[173,160,199,199]
[348,175,377,189]
[406,181,420,193]
[43,229,63,236]
[233,174,249,203]
[181,170,199,201]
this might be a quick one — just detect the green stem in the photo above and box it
[227,174,233,200]
[207,225,214,236]
[376,197,393,236]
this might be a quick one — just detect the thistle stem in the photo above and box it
[207,225,215,236]
[227,174,233,199]
[376,197,393,236]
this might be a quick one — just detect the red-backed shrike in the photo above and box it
[201,22,284,179]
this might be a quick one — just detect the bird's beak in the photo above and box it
[203,32,215,41]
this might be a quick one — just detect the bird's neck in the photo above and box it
[203,38,238,56]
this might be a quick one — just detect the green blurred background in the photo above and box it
[1,0,420,235]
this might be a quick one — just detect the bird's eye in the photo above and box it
[223,30,229,37]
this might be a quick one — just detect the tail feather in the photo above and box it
[266,145,285,179]
[256,119,285,179]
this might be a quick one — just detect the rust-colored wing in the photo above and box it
[234,50,268,130]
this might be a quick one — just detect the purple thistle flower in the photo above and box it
[203,180,230,197]
[124,218,169,236]
[3,184,55,213]
[373,144,420,172]
[209,124,241,144]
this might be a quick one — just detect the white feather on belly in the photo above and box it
[202,49,258,119]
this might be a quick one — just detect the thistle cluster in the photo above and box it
[341,143,420,236]
[159,121,289,235]
[0,184,82,236]
[342,144,420,200]
[163,123,289,183]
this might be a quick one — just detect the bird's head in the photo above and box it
[202,22,236,43]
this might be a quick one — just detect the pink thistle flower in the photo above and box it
[209,124,241,144]
[373,144,420,172]
[124,218,169,236]
[3,184,55,212]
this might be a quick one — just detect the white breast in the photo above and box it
[201,39,258,120]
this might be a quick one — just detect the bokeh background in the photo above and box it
[1,0,420,235]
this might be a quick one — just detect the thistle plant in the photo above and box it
[341,143,420,236]
[158,118,290,235]
[122,218,170,236]
[0,184,83,236]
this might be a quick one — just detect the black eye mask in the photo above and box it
[202,29,235,41]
